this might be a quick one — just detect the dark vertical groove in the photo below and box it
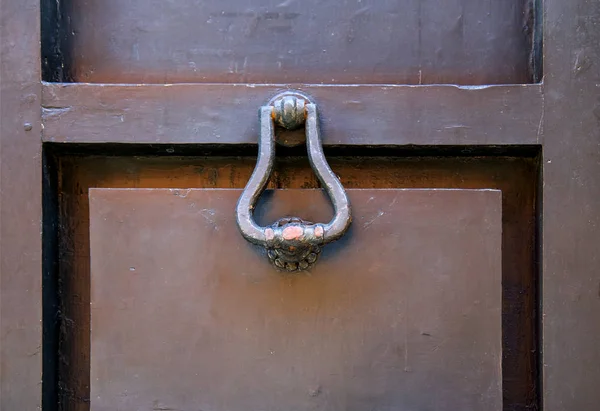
[41,0,73,81]
[532,0,544,82]
[535,150,544,411]
[522,0,543,83]
[42,147,60,411]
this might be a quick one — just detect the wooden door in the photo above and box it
[1,1,599,411]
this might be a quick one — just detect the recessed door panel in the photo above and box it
[63,1,532,84]
[89,188,502,411]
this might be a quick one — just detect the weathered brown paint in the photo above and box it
[67,0,532,85]
[1,0,599,409]
[55,155,538,411]
[41,83,543,146]
[542,1,600,409]
[89,188,502,411]
[0,0,42,409]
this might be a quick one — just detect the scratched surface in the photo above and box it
[69,0,531,84]
[41,82,544,146]
[89,188,502,411]
[0,0,43,409]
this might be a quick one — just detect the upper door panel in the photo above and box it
[46,0,535,84]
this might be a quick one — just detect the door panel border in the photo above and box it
[41,82,543,146]
[0,0,43,410]
[48,153,539,411]
[541,0,600,409]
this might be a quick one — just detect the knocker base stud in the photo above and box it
[236,90,352,273]
[266,217,322,272]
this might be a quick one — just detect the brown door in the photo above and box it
[2,1,600,411]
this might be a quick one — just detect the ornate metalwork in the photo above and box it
[236,91,352,272]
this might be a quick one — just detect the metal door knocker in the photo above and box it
[236,91,352,272]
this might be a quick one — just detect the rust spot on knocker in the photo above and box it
[235,91,352,272]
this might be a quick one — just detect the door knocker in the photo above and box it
[235,91,352,272]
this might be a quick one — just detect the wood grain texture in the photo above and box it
[89,188,502,411]
[41,83,543,146]
[65,0,532,85]
[54,155,538,411]
[542,0,600,409]
[0,0,43,409]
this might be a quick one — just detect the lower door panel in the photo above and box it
[89,188,502,411]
